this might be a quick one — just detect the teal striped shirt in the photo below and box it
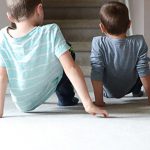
[0,24,70,111]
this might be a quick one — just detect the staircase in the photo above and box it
[42,0,111,91]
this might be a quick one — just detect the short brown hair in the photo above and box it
[6,0,42,22]
[99,1,130,35]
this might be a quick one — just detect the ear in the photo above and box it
[128,20,131,29]
[99,23,107,33]
[36,3,43,16]
[7,12,15,23]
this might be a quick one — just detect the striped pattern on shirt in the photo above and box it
[0,24,70,111]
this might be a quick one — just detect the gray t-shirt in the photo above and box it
[91,35,150,98]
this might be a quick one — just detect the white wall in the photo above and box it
[0,1,9,29]
[144,0,150,48]
[128,0,144,35]
[128,0,150,48]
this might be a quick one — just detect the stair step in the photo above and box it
[80,66,93,90]
[44,8,99,20]
[42,0,104,83]
[44,19,100,29]
[70,42,91,52]
[43,0,114,20]
[80,66,91,77]
[44,19,102,41]
[63,29,101,42]
[76,52,90,66]
[85,77,93,91]
[43,0,108,8]
[65,30,101,42]
[62,28,101,42]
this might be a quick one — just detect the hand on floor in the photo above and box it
[85,103,108,118]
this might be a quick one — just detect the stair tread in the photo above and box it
[44,19,100,28]
[76,52,90,66]
[80,66,91,77]
[70,42,91,52]
[43,0,102,78]
[43,0,107,8]
[43,20,102,42]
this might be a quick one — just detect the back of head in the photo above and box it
[6,0,42,22]
[99,1,130,35]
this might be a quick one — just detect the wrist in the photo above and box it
[94,101,105,107]
[82,100,93,110]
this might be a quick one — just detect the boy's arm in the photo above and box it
[0,67,8,118]
[140,75,150,102]
[92,80,105,107]
[59,51,108,117]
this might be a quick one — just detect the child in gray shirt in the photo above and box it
[91,1,150,107]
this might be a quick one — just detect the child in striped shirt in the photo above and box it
[0,0,108,118]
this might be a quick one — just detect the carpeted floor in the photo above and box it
[1,93,150,150]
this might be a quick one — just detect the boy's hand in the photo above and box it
[140,75,150,106]
[85,103,108,117]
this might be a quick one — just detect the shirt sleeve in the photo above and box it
[52,24,70,58]
[90,37,104,81]
[136,36,150,77]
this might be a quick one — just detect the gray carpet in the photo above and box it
[1,93,150,150]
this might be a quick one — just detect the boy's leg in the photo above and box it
[56,51,79,106]
[129,77,143,97]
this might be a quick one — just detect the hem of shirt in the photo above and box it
[55,44,70,58]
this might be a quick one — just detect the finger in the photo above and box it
[102,111,109,118]
[99,109,109,118]
[94,108,109,117]
[103,112,109,118]
[92,113,96,116]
